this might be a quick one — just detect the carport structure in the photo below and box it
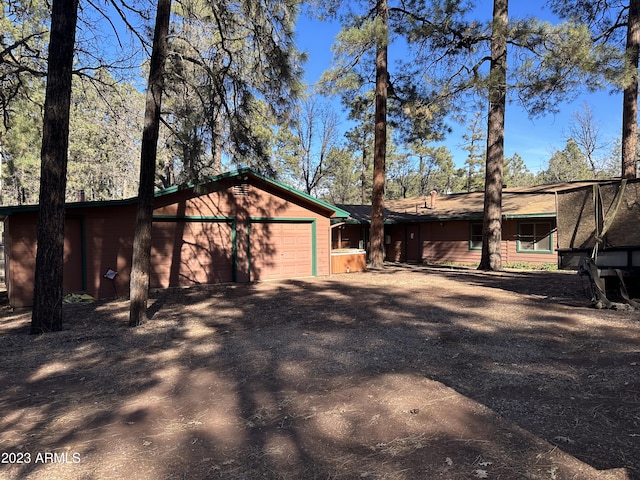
[0,169,349,307]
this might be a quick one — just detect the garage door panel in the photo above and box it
[250,222,312,281]
[151,221,234,287]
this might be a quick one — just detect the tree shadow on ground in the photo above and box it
[383,262,595,306]
[0,267,637,479]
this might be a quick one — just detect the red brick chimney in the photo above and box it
[429,190,437,209]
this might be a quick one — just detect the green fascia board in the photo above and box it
[152,215,234,221]
[331,217,365,225]
[245,169,351,218]
[502,212,557,219]
[403,212,556,222]
[339,213,557,225]
[0,168,350,219]
[249,217,317,223]
[426,213,556,222]
[155,167,351,219]
[152,168,249,196]
[0,197,137,216]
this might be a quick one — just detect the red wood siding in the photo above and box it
[3,174,337,307]
[381,219,558,266]
[315,218,331,277]
[501,219,557,265]
[5,213,37,308]
[63,217,84,294]
[154,180,332,280]
[422,221,477,264]
[151,220,234,287]
[82,205,136,300]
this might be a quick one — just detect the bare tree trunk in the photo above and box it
[31,0,79,334]
[369,0,388,268]
[129,0,172,326]
[622,0,640,179]
[361,139,367,204]
[479,0,507,272]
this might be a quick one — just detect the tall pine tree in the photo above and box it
[370,0,389,268]
[31,0,79,333]
[548,0,639,178]
[129,0,172,327]
[478,0,507,272]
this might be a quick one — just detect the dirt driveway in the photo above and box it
[0,265,638,480]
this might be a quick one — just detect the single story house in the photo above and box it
[0,168,350,308]
[336,178,640,272]
[335,184,563,266]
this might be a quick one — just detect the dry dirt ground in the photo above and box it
[0,265,639,480]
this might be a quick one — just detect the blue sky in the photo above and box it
[295,1,624,174]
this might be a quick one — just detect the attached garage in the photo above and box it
[0,169,349,308]
[250,220,314,281]
[151,218,235,287]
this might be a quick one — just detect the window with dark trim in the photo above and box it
[469,223,483,250]
[517,222,552,253]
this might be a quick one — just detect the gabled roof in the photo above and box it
[235,168,351,218]
[0,168,351,219]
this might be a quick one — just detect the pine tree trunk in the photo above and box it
[129,0,172,326]
[31,0,79,334]
[369,0,388,268]
[361,139,367,204]
[622,0,640,179]
[479,0,507,272]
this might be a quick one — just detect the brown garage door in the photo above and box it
[250,222,312,281]
[151,220,234,288]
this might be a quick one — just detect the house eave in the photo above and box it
[0,168,350,219]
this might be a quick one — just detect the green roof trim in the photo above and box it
[0,197,137,216]
[502,212,557,219]
[0,168,350,219]
[152,168,248,196]
[152,167,350,217]
[386,212,557,223]
[242,169,351,218]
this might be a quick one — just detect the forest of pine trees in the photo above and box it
[1,0,634,208]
